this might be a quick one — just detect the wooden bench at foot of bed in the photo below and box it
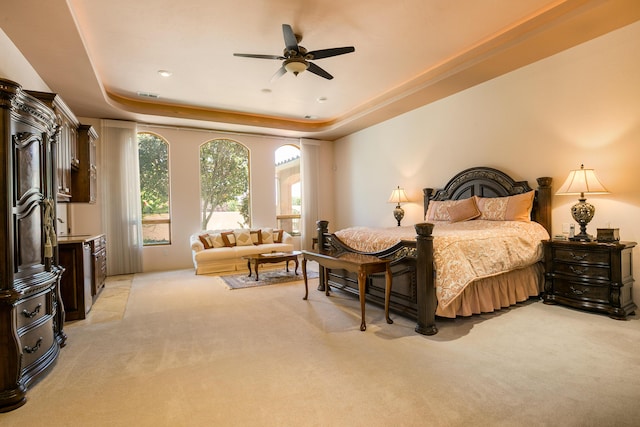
[302,249,394,332]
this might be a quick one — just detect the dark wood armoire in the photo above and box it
[0,78,65,412]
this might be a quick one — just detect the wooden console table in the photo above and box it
[301,250,392,331]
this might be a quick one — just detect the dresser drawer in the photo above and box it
[554,247,610,265]
[553,262,610,281]
[19,317,55,369]
[553,279,610,304]
[16,292,50,332]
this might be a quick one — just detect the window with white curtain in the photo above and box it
[137,132,171,245]
[275,144,301,236]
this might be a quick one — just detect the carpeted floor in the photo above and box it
[1,267,640,427]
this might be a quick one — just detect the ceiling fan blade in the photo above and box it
[282,24,299,52]
[270,66,287,82]
[307,62,333,80]
[234,53,284,60]
[307,46,355,60]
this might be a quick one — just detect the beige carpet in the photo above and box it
[1,267,640,427]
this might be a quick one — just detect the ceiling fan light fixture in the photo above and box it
[284,59,308,75]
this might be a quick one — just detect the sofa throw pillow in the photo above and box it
[250,229,262,245]
[221,231,236,247]
[234,229,253,246]
[273,229,284,243]
[261,228,274,244]
[198,234,213,249]
[209,233,225,248]
[447,197,481,223]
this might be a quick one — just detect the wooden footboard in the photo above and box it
[316,220,438,335]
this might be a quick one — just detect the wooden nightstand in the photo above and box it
[542,239,637,319]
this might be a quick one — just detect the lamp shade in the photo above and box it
[556,164,609,195]
[388,187,409,205]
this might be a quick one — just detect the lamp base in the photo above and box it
[570,198,595,242]
[569,233,593,242]
[393,205,405,227]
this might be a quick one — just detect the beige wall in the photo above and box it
[334,21,640,305]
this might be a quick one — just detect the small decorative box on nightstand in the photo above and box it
[542,239,637,319]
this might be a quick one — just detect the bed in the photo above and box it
[315,166,553,335]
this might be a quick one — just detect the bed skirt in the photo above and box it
[436,262,544,318]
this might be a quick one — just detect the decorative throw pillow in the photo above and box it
[505,191,535,221]
[198,234,213,249]
[447,197,481,223]
[475,196,508,221]
[475,191,535,222]
[209,233,225,248]
[261,228,274,244]
[273,229,284,243]
[221,231,236,247]
[234,229,253,246]
[250,229,262,245]
[425,200,464,221]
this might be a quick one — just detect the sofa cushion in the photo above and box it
[260,228,274,244]
[250,229,262,245]
[221,231,236,247]
[209,233,226,248]
[234,229,253,246]
[193,246,237,261]
[198,234,213,249]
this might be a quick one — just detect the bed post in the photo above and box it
[536,177,553,237]
[316,220,329,291]
[415,222,438,335]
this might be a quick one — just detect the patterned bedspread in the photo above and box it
[334,220,550,308]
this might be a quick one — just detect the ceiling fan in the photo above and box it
[233,24,355,81]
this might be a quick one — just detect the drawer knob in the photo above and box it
[21,303,42,318]
[568,252,588,261]
[24,337,43,354]
[570,286,589,296]
[569,266,587,275]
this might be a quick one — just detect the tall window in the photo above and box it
[200,139,250,230]
[138,132,171,245]
[275,145,301,235]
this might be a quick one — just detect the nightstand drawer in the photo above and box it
[554,248,610,265]
[553,279,610,304]
[553,262,610,280]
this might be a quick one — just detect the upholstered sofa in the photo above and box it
[190,228,294,275]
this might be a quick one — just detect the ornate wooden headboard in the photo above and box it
[423,166,552,236]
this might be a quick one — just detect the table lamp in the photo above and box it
[388,186,409,226]
[556,164,609,241]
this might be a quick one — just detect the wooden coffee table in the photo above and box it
[244,251,301,281]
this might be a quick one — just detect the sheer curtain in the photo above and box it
[300,139,321,250]
[100,119,143,275]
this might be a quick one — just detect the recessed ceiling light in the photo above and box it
[261,88,272,93]
[157,70,172,77]
[304,115,318,120]
[317,97,327,103]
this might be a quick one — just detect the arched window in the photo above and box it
[200,139,250,230]
[138,132,171,245]
[275,145,301,235]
